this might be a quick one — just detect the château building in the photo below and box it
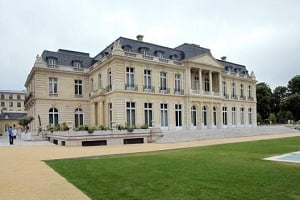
[24,35,256,132]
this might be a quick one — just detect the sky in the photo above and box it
[0,0,300,91]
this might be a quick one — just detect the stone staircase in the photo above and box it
[156,125,298,143]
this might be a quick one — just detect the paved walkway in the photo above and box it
[1,132,300,200]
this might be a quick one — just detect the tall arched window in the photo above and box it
[75,108,83,127]
[213,107,217,126]
[202,106,207,126]
[191,106,197,127]
[49,107,58,126]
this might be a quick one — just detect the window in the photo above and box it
[47,57,57,68]
[194,76,199,90]
[9,94,13,100]
[0,94,4,99]
[156,51,165,58]
[140,47,149,55]
[232,83,236,97]
[73,61,82,69]
[213,107,217,126]
[144,70,152,91]
[248,85,252,97]
[74,108,83,127]
[222,106,227,126]
[232,107,236,126]
[17,102,21,108]
[49,77,58,95]
[160,103,168,127]
[17,95,21,100]
[126,102,135,127]
[240,107,244,125]
[126,67,135,89]
[144,103,153,127]
[202,106,207,126]
[175,104,182,127]
[123,45,132,52]
[108,103,112,129]
[160,72,167,91]
[9,102,13,107]
[248,108,252,125]
[240,84,244,97]
[74,80,83,96]
[49,107,59,126]
[98,74,102,89]
[191,106,197,127]
[204,76,210,92]
[1,101,5,107]
[90,78,94,91]
[175,74,182,93]
[222,81,227,96]
[107,68,112,91]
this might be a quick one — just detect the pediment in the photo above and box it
[187,53,223,69]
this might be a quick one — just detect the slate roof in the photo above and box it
[39,36,248,72]
[0,112,26,120]
[217,59,249,75]
[174,43,211,59]
[94,37,185,61]
[41,49,94,68]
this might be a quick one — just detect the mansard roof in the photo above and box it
[218,59,249,75]
[39,36,249,72]
[41,49,94,68]
[94,37,185,61]
[174,43,211,59]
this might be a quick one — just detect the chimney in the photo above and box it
[136,34,144,41]
[221,56,227,61]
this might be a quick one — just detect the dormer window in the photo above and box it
[170,54,178,60]
[47,57,57,68]
[155,50,165,58]
[122,45,132,52]
[72,60,82,69]
[139,47,149,55]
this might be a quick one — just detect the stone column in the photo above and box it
[199,69,202,95]
[219,72,222,96]
[209,71,213,95]
[99,101,104,126]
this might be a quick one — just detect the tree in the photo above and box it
[18,116,34,132]
[281,93,300,121]
[272,86,288,114]
[287,75,300,94]
[277,111,293,124]
[256,82,272,120]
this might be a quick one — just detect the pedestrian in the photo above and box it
[8,126,14,145]
[13,125,17,139]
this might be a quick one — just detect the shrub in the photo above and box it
[60,122,70,131]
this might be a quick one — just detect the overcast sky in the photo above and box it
[1,0,299,91]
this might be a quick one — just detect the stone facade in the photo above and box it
[0,90,26,134]
[24,36,257,132]
[0,90,26,112]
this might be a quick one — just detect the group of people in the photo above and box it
[8,125,17,145]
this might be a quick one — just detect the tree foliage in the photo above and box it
[256,82,272,120]
[18,116,34,131]
[257,75,300,123]
[287,75,300,94]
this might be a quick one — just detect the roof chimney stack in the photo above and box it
[136,34,144,41]
[221,56,227,61]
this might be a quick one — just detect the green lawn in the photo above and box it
[46,137,300,200]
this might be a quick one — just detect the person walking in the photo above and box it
[8,126,14,145]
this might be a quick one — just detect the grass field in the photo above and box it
[46,137,300,200]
